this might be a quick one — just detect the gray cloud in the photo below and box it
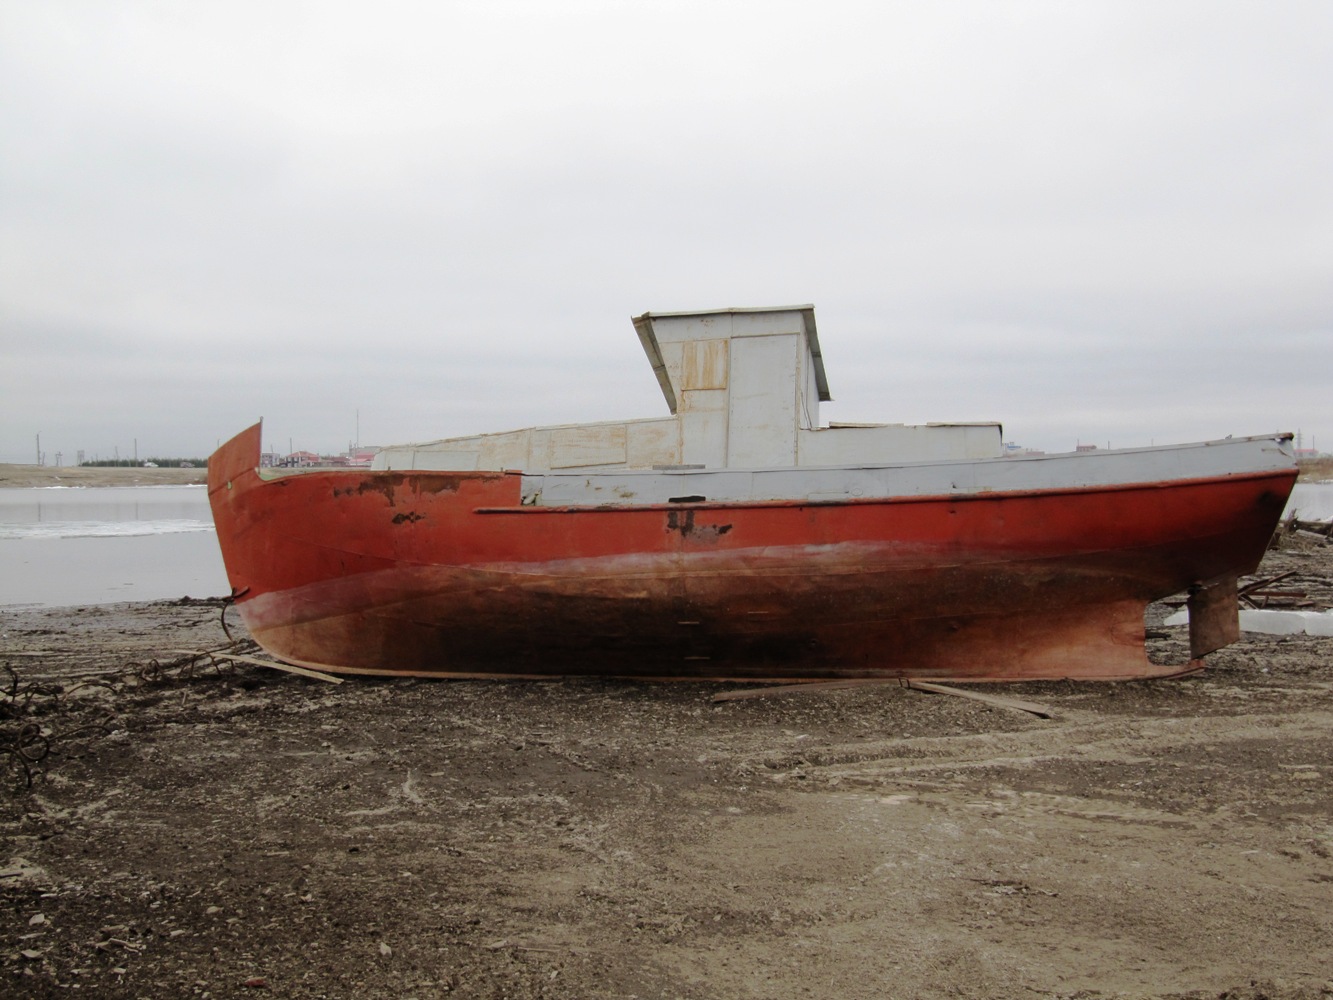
[2,1,1330,463]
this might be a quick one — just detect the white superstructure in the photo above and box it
[373,306,1003,473]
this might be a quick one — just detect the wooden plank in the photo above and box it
[1238,571,1296,597]
[904,680,1054,718]
[218,654,344,685]
[167,649,343,684]
[711,677,1056,719]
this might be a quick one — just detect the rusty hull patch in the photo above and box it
[666,509,734,540]
[331,472,499,506]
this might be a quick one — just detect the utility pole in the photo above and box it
[36,433,41,466]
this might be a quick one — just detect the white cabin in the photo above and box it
[373,305,1003,473]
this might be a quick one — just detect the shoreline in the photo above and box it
[0,462,207,488]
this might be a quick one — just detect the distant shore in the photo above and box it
[1300,456,1333,482]
[0,463,208,488]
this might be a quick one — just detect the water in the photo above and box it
[0,486,214,540]
[0,486,228,608]
[1288,481,1333,522]
[1,481,1330,610]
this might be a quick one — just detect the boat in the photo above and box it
[207,305,1297,682]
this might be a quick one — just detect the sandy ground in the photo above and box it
[2,542,1332,999]
[0,465,207,489]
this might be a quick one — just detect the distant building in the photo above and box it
[347,448,380,467]
[262,446,381,468]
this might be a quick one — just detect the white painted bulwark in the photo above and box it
[519,434,1296,507]
[371,304,1006,474]
[548,424,628,469]
[799,423,1003,464]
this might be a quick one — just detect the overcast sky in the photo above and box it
[2,0,1329,464]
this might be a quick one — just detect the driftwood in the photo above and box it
[1237,571,1315,608]
[1238,571,1297,597]
[217,653,343,685]
[905,679,1054,718]
[1279,515,1333,544]
[167,649,343,685]
[1293,518,1333,537]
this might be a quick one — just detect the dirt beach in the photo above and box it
[3,541,1332,999]
[0,465,207,489]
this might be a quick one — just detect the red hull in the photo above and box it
[208,423,1296,681]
